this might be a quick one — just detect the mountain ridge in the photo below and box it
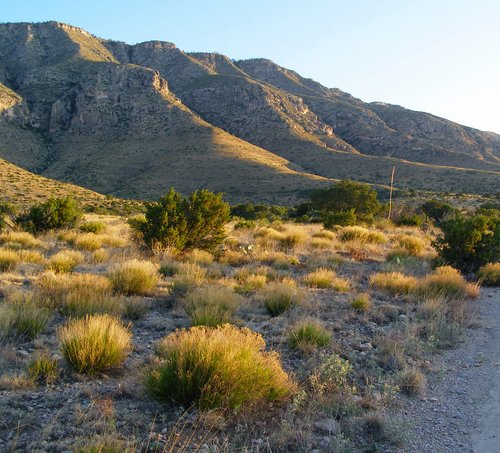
[0,21,498,202]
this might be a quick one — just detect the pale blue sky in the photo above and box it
[2,0,499,133]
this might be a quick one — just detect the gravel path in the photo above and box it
[393,287,500,453]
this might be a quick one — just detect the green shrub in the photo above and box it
[18,197,82,233]
[59,314,132,374]
[27,353,60,384]
[420,200,456,223]
[288,319,330,351]
[351,293,372,311]
[311,180,381,224]
[182,285,241,326]
[133,188,230,252]
[395,213,425,227]
[79,221,106,234]
[323,208,357,228]
[145,324,294,409]
[260,281,304,316]
[433,213,499,271]
[309,353,354,395]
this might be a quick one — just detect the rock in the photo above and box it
[313,418,340,434]
[357,342,373,351]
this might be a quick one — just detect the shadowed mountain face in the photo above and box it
[0,21,498,202]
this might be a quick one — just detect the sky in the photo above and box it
[2,0,500,133]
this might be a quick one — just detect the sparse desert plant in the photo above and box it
[312,230,337,241]
[80,221,106,234]
[122,297,150,320]
[27,352,60,384]
[18,197,82,233]
[257,251,300,269]
[183,248,214,265]
[0,291,51,340]
[37,272,121,316]
[182,285,241,326]
[288,318,330,352]
[303,268,350,291]
[47,250,84,273]
[0,248,19,272]
[370,272,418,295]
[133,188,230,252]
[70,233,104,251]
[260,281,304,316]
[235,273,267,294]
[394,234,425,256]
[171,262,208,293]
[417,266,479,300]
[17,249,45,264]
[145,324,294,409]
[309,353,354,395]
[218,249,252,265]
[338,226,369,242]
[397,368,426,396]
[351,293,372,311]
[310,237,335,250]
[477,262,500,286]
[108,259,159,295]
[275,228,307,251]
[377,336,406,371]
[92,248,109,264]
[59,314,132,374]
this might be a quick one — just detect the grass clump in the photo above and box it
[235,273,267,294]
[0,291,51,340]
[145,324,294,409]
[260,281,304,316]
[0,248,19,272]
[417,266,479,300]
[70,233,104,251]
[183,248,214,266]
[397,368,426,396]
[47,250,84,273]
[80,221,106,234]
[395,234,425,256]
[287,318,330,352]
[59,314,132,374]
[182,285,241,327]
[37,272,121,316]
[351,293,372,311]
[27,352,60,384]
[18,249,45,264]
[477,262,500,286]
[108,259,158,295]
[303,268,350,291]
[0,231,41,249]
[370,272,418,295]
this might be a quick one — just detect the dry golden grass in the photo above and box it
[287,318,330,352]
[351,293,372,311]
[312,230,337,241]
[171,262,208,293]
[59,314,132,374]
[394,234,426,256]
[218,249,252,265]
[338,226,388,244]
[183,248,214,266]
[17,249,45,264]
[477,262,500,286]
[92,248,109,264]
[417,266,479,300]
[260,281,305,316]
[108,259,159,295]
[0,231,42,249]
[47,250,84,273]
[303,268,350,291]
[37,272,122,316]
[182,285,241,327]
[370,272,418,295]
[146,324,294,409]
[255,251,300,269]
[397,369,426,396]
[0,248,20,272]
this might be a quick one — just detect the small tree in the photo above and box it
[18,197,82,233]
[420,200,457,223]
[136,188,230,252]
[433,213,499,272]
[310,180,380,225]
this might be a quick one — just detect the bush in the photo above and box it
[370,272,418,295]
[27,353,60,384]
[417,266,479,300]
[145,324,294,409]
[394,213,424,227]
[477,262,500,286]
[182,285,241,326]
[303,268,350,291]
[79,221,106,234]
[18,197,82,233]
[288,319,330,352]
[59,314,131,374]
[309,353,354,395]
[260,281,304,316]
[420,200,456,223]
[0,291,51,340]
[323,208,357,228]
[395,234,426,256]
[108,259,159,295]
[37,272,122,316]
[231,203,289,222]
[433,213,499,272]
[171,262,208,293]
[47,250,84,273]
[397,369,426,396]
[310,180,381,224]
[0,249,19,272]
[134,188,230,252]
[351,293,371,311]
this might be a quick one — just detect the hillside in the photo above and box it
[0,21,499,202]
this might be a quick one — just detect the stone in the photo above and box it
[313,418,340,434]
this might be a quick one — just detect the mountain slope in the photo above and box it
[0,21,499,202]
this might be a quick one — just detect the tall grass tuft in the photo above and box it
[59,314,132,374]
[260,281,304,316]
[108,259,159,295]
[0,249,19,272]
[303,268,350,291]
[287,318,330,352]
[370,272,418,295]
[477,263,500,286]
[183,285,241,327]
[417,266,479,300]
[47,250,84,273]
[145,324,294,409]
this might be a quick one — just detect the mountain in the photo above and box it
[0,21,498,203]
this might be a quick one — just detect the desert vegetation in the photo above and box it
[0,186,498,452]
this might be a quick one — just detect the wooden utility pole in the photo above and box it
[388,166,395,220]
